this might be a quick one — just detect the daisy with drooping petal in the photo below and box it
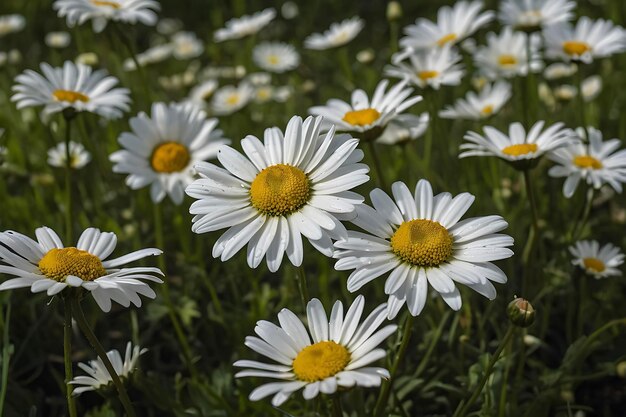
[53,0,159,33]
[386,46,464,90]
[214,8,276,42]
[570,240,624,279]
[334,180,514,319]
[0,14,25,37]
[48,141,91,169]
[234,295,396,406]
[308,79,422,137]
[211,83,254,116]
[548,127,626,198]
[473,28,542,79]
[544,17,626,63]
[499,0,575,31]
[304,17,364,50]
[253,42,300,73]
[440,81,512,121]
[0,227,163,312]
[185,115,369,272]
[12,61,130,119]
[376,113,429,146]
[70,341,147,395]
[110,102,229,205]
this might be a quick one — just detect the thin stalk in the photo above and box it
[332,393,344,417]
[113,24,152,101]
[0,302,12,417]
[525,33,536,125]
[497,335,514,417]
[367,141,387,190]
[71,296,136,417]
[414,311,450,379]
[570,188,594,241]
[576,275,588,339]
[523,170,540,235]
[521,169,540,295]
[63,115,74,242]
[63,294,78,417]
[575,65,587,139]
[389,21,399,55]
[296,265,310,311]
[338,47,353,85]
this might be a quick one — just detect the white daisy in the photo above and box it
[48,140,91,169]
[110,102,229,205]
[543,62,577,80]
[440,81,512,121]
[304,17,364,50]
[233,295,396,406]
[186,79,218,109]
[123,43,173,70]
[0,227,163,312]
[0,14,25,37]
[386,46,464,90]
[70,341,147,395]
[211,84,254,116]
[253,85,275,104]
[473,27,542,79]
[548,127,626,198]
[185,115,369,272]
[53,0,159,33]
[308,79,422,136]
[544,17,626,63]
[376,113,429,146]
[581,75,602,101]
[499,0,575,31]
[45,31,71,48]
[171,31,204,60]
[334,180,514,319]
[252,42,300,73]
[214,8,276,42]
[12,61,131,119]
[399,1,494,52]
[569,240,624,279]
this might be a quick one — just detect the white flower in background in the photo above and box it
[281,2,299,20]
[440,81,512,121]
[110,102,229,205]
[234,296,396,406]
[553,84,577,101]
[253,85,274,103]
[12,61,131,119]
[70,342,147,395]
[581,75,602,101]
[0,128,6,166]
[253,42,300,73]
[47,141,91,169]
[245,72,272,86]
[304,17,364,50]
[548,127,626,198]
[211,84,254,116]
[156,17,182,35]
[171,31,204,60]
[376,113,429,146]
[569,240,624,279]
[214,8,276,42]
[386,46,464,90]
[273,86,293,102]
[499,0,575,31]
[185,115,369,272]
[309,79,422,135]
[334,180,513,319]
[543,62,577,80]
[187,79,218,109]
[544,17,626,63]
[123,44,173,70]
[473,28,542,79]
[0,14,26,37]
[53,0,159,33]
[76,52,99,66]
[45,31,71,48]
[0,227,163,312]
[399,1,493,52]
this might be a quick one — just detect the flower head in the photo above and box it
[48,141,91,169]
[440,81,512,121]
[473,28,542,79]
[386,46,464,90]
[214,8,276,42]
[253,42,300,73]
[570,240,624,279]
[0,14,26,37]
[53,0,159,33]
[376,113,429,146]
[304,17,364,50]
[211,83,254,116]
[499,0,575,31]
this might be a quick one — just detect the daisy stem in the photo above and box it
[575,65,588,139]
[338,47,353,86]
[332,393,344,417]
[296,265,310,310]
[367,141,387,190]
[523,169,540,234]
[521,169,540,295]
[452,325,516,417]
[63,113,74,242]
[414,311,450,379]
[71,296,137,417]
[0,301,12,417]
[62,294,78,417]
[113,24,152,102]
[525,33,536,124]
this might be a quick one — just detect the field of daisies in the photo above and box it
[1,0,626,416]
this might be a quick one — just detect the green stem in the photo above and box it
[296,265,310,311]
[0,302,12,417]
[497,334,514,417]
[523,169,540,234]
[338,47,353,86]
[332,393,344,417]
[521,169,540,295]
[113,24,152,101]
[63,115,74,242]
[63,294,78,417]
[525,33,536,125]
[575,65,587,139]
[414,311,450,379]
[71,296,136,417]
[576,274,588,339]
[367,141,387,190]
[570,188,594,241]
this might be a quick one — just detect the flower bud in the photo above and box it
[507,298,535,327]
[387,1,402,21]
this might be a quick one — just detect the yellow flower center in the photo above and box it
[583,257,605,273]
[563,41,591,56]
[292,341,351,382]
[573,155,602,170]
[418,70,439,81]
[226,94,240,105]
[52,89,90,103]
[151,142,191,173]
[92,0,121,8]
[38,248,107,282]
[390,219,453,267]
[437,33,457,47]
[267,54,280,65]
[481,105,494,115]
[342,108,381,127]
[501,143,538,157]
[498,54,518,67]
[249,164,310,216]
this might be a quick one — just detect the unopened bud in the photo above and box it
[507,298,535,327]
[387,1,402,21]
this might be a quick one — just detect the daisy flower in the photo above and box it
[544,17,626,63]
[440,81,512,121]
[543,62,577,80]
[376,113,429,146]
[234,295,396,406]
[334,180,514,319]
[211,84,254,116]
[214,8,276,42]
[581,75,602,102]
[499,0,575,31]
[123,43,173,70]
[386,46,464,90]
[252,42,300,73]
[399,1,493,52]
[70,341,147,395]
[460,121,575,169]
[0,227,163,312]
[45,31,71,49]
[0,14,25,37]
[48,140,91,169]
[185,115,369,272]
[171,31,204,60]
[548,127,626,198]
[569,240,624,279]
[304,17,364,50]
[187,79,218,109]
[110,102,229,205]
[53,0,159,33]
[308,79,422,137]
[12,61,130,119]
[473,28,542,79]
